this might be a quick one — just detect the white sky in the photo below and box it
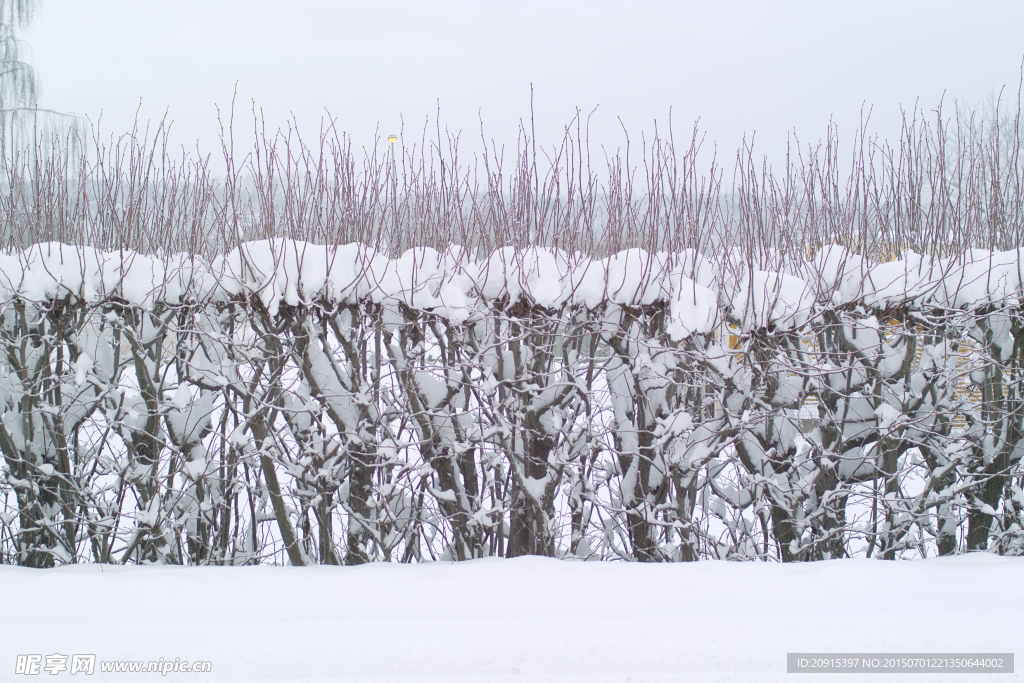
[25,0,1024,170]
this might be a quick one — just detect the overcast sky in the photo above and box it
[25,0,1024,169]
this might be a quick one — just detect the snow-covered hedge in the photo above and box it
[0,239,1021,566]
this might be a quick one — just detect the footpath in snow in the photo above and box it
[1,555,1021,682]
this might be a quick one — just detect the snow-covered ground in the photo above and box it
[2,555,1021,682]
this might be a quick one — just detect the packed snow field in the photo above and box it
[1,554,1021,682]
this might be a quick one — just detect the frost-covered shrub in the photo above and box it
[0,237,1020,566]
[1,99,1022,564]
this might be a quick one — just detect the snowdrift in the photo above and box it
[1,555,1021,682]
